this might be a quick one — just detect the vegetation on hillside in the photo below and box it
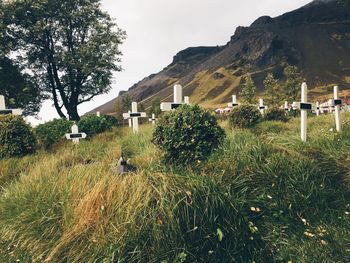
[240,75,257,104]
[0,115,36,158]
[229,104,262,128]
[264,107,289,122]
[263,73,281,106]
[282,66,303,102]
[152,104,225,165]
[115,94,133,122]
[0,112,349,262]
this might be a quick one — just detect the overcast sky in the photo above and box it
[28,0,311,125]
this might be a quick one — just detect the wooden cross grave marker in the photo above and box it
[65,124,87,144]
[122,102,147,133]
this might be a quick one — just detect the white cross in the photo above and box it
[333,85,342,132]
[122,110,132,127]
[123,110,132,127]
[122,102,147,133]
[292,82,313,142]
[160,84,186,111]
[328,99,334,113]
[284,101,289,111]
[315,101,320,116]
[149,113,157,125]
[0,95,23,115]
[228,95,239,108]
[258,98,267,115]
[319,101,330,113]
[65,124,87,144]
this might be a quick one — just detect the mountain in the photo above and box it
[91,0,350,114]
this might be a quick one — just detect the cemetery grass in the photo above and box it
[0,114,349,262]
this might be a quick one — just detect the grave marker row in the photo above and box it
[221,84,343,142]
[121,85,192,133]
[64,81,348,146]
[292,83,342,142]
[226,95,267,115]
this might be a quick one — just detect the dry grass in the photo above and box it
[0,114,350,262]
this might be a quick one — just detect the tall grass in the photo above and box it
[0,114,349,262]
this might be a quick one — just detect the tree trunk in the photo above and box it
[47,65,66,119]
[67,104,80,121]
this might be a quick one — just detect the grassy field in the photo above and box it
[0,113,349,262]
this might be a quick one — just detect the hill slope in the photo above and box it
[92,0,350,114]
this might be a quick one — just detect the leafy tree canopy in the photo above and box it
[115,93,132,122]
[0,58,44,115]
[282,65,302,102]
[148,97,161,116]
[240,75,256,104]
[4,0,126,120]
[0,3,43,115]
[263,73,281,106]
[339,0,350,7]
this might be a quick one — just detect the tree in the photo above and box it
[263,73,281,106]
[115,94,132,122]
[148,97,161,116]
[4,0,126,120]
[240,75,256,104]
[0,2,13,57]
[340,0,350,7]
[282,65,302,102]
[139,103,145,112]
[0,4,43,116]
[0,3,7,58]
[0,58,44,115]
[121,94,132,112]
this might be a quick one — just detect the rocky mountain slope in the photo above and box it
[91,0,350,114]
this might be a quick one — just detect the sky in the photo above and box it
[27,0,311,125]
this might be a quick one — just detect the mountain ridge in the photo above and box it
[90,0,350,115]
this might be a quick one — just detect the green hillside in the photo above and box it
[90,0,350,116]
[0,113,350,262]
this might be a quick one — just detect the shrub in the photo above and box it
[229,104,261,128]
[78,114,112,137]
[152,104,225,165]
[287,109,300,118]
[35,118,72,149]
[264,107,289,122]
[0,115,36,158]
[102,115,119,127]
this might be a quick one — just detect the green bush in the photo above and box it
[152,104,225,165]
[287,109,300,118]
[0,115,36,158]
[229,104,262,128]
[78,114,112,137]
[264,107,289,122]
[35,118,72,149]
[102,114,119,127]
